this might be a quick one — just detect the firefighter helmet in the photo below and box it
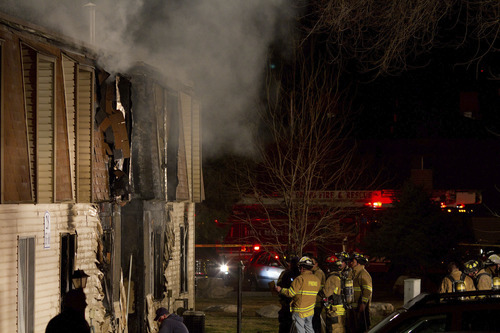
[325,255,343,271]
[336,251,351,262]
[326,255,341,264]
[486,254,500,265]
[351,252,368,265]
[298,256,314,269]
[463,260,482,274]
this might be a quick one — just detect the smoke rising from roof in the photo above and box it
[0,0,293,157]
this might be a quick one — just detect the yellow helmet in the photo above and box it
[463,260,481,274]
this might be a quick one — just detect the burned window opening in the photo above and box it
[180,208,189,293]
[96,73,132,202]
[60,233,76,302]
[153,230,165,299]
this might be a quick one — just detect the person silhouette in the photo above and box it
[45,289,90,333]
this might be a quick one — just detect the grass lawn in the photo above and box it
[196,293,279,333]
[195,290,402,333]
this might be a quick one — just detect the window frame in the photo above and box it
[18,236,35,333]
[179,220,189,293]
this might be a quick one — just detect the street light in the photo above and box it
[72,269,89,289]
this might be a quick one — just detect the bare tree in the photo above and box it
[233,47,375,258]
[304,0,499,77]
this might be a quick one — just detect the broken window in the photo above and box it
[153,230,165,299]
[180,210,189,293]
[60,233,77,304]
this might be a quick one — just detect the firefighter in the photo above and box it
[347,252,372,333]
[321,255,347,333]
[276,256,321,333]
[438,261,475,293]
[484,254,500,278]
[277,256,301,333]
[336,252,353,282]
[310,256,326,333]
[464,259,492,291]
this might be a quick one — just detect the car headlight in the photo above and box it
[220,264,229,274]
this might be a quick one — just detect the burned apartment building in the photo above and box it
[0,12,203,333]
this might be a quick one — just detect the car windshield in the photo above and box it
[367,310,404,333]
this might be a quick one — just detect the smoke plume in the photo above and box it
[0,0,293,157]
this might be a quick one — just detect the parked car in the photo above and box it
[195,256,244,290]
[368,289,500,332]
[244,251,285,291]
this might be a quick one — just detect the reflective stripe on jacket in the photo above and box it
[280,270,321,318]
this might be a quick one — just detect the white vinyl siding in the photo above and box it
[37,56,56,203]
[76,67,93,203]
[0,204,105,332]
[62,56,77,201]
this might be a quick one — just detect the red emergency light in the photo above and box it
[366,191,393,208]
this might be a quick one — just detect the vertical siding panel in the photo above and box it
[2,38,32,202]
[180,92,192,200]
[191,100,203,202]
[62,56,77,201]
[176,112,189,201]
[37,57,55,203]
[54,54,73,202]
[76,68,93,203]
[21,44,37,202]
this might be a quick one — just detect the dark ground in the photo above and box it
[193,271,432,332]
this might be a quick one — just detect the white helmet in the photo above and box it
[487,254,500,265]
[298,256,314,269]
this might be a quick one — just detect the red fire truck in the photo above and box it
[213,189,481,264]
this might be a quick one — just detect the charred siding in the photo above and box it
[130,74,160,199]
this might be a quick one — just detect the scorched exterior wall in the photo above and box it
[0,12,203,333]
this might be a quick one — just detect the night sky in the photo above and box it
[351,45,500,208]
